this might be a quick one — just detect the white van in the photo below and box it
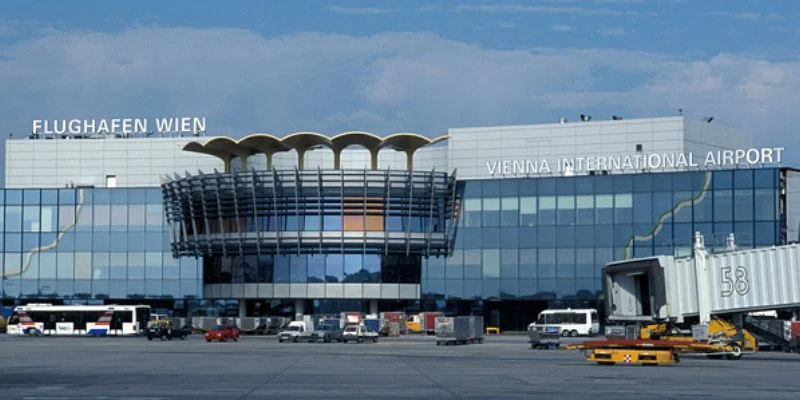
[527,308,599,337]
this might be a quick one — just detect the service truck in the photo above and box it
[278,321,315,343]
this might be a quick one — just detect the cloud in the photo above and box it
[497,21,517,29]
[417,4,443,12]
[452,4,639,16]
[1,27,799,171]
[711,11,783,21]
[326,6,395,15]
[597,26,626,36]
[551,24,574,32]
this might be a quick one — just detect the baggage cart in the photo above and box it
[435,316,483,345]
[528,325,561,349]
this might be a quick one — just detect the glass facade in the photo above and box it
[0,168,787,327]
[0,187,201,304]
[421,168,783,303]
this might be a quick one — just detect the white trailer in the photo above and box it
[604,232,800,324]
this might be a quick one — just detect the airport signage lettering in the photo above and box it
[487,147,785,177]
[32,116,207,136]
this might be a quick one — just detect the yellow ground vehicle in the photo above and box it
[566,318,757,365]
[639,318,757,359]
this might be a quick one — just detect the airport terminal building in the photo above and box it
[3,116,798,330]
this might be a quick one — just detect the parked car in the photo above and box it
[342,325,379,343]
[147,321,189,341]
[205,324,240,342]
[310,324,343,343]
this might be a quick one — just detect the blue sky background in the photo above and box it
[1,0,799,184]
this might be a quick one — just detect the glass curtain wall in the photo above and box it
[422,168,781,302]
[0,188,201,302]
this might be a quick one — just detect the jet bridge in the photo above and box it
[604,232,800,324]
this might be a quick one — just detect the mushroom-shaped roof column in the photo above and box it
[280,132,334,170]
[380,133,450,171]
[238,133,292,170]
[330,131,383,170]
[183,138,247,172]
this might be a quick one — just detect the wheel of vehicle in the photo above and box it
[437,341,442,346]
[279,338,284,343]
[324,335,330,343]
[180,334,186,341]
[343,339,348,344]
[233,336,238,342]
[562,330,570,337]
[373,337,378,343]
[147,336,153,341]
[357,338,364,344]
[570,330,578,337]
[726,345,743,360]
[205,339,211,342]
[292,336,298,343]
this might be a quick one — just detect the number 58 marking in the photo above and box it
[721,266,750,297]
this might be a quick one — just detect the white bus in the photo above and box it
[6,304,151,336]
[527,308,599,337]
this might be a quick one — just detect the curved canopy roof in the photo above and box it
[183,132,450,167]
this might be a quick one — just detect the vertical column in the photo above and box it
[370,149,379,170]
[369,299,379,316]
[693,232,711,325]
[405,149,415,171]
[239,300,247,318]
[294,299,305,320]
[334,149,342,170]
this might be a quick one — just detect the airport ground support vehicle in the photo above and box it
[309,323,343,343]
[278,321,315,343]
[342,325,379,343]
[204,324,240,342]
[435,316,484,345]
[527,308,599,337]
[6,304,151,336]
[406,312,442,334]
[147,321,189,341]
[528,326,561,349]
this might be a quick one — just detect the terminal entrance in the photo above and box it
[483,300,549,332]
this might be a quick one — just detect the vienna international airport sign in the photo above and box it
[31,116,207,136]
[487,147,785,177]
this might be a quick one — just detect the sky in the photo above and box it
[1,0,799,184]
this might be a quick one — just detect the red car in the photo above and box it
[204,324,240,342]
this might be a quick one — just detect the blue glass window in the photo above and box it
[538,249,556,279]
[343,254,363,283]
[754,189,776,221]
[274,255,290,283]
[290,255,307,283]
[326,254,343,282]
[363,254,381,283]
[307,254,325,283]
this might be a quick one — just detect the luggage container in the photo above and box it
[363,318,380,333]
[435,316,483,345]
[528,327,560,349]
[422,312,443,335]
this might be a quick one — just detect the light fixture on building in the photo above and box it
[612,115,623,120]
[704,117,714,123]
[559,118,568,124]
[580,114,591,122]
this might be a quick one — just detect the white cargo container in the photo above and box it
[604,233,800,323]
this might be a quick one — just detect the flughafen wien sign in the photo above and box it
[487,147,785,177]
[31,116,207,136]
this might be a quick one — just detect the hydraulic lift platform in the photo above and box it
[566,339,733,366]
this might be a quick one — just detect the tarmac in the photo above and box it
[2,333,800,400]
